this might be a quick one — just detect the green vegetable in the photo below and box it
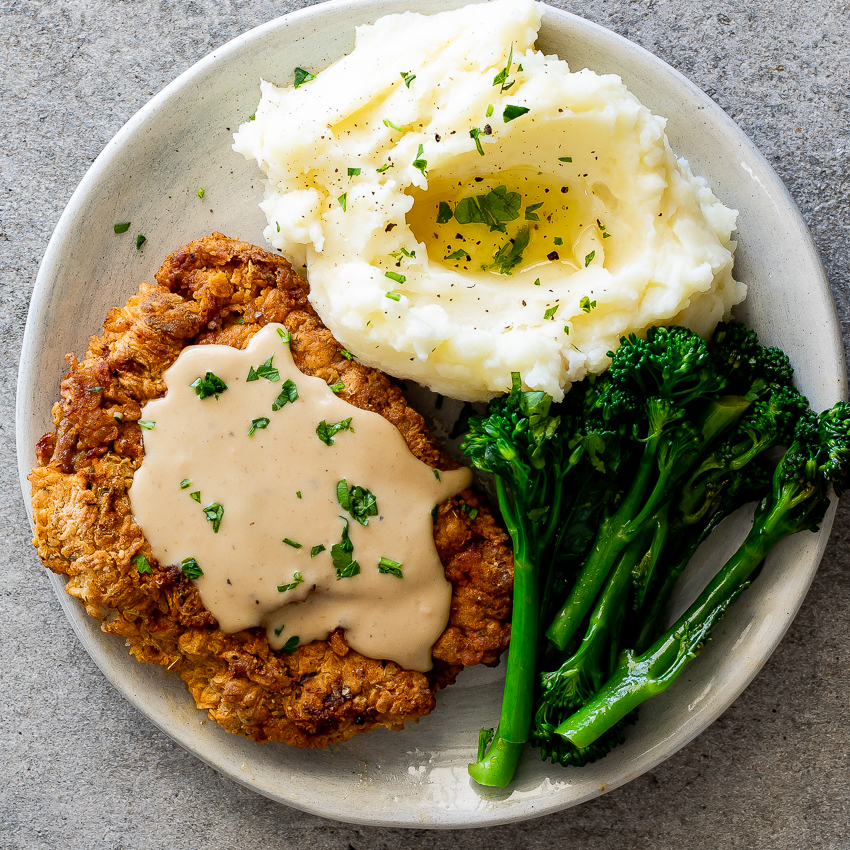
[337,479,379,526]
[316,417,354,446]
[282,538,302,549]
[338,193,347,211]
[378,557,404,578]
[386,292,401,301]
[247,356,280,383]
[189,491,201,503]
[277,571,304,593]
[280,635,300,653]
[197,188,205,199]
[413,144,427,174]
[293,67,315,87]
[134,554,153,574]
[470,127,485,156]
[310,544,326,558]
[180,557,203,579]
[203,503,224,533]
[331,518,360,579]
[400,71,416,87]
[191,372,228,399]
[491,228,530,275]
[437,201,453,223]
[348,167,361,176]
[454,185,521,233]
[524,202,543,221]
[113,221,131,234]
[179,479,192,489]
[135,234,146,250]
[138,420,155,430]
[385,270,406,284]
[248,417,270,435]
[503,105,530,123]
[272,379,299,411]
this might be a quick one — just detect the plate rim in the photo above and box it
[16,0,846,828]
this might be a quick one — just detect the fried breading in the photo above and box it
[30,233,512,747]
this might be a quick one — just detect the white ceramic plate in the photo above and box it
[17,0,846,829]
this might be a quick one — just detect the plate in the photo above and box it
[16,0,846,829]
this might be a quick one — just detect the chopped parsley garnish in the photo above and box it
[135,234,146,249]
[180,557,203,579]
[558,156,573,163]
[339,349,354,360]
[272,379,299,411]
[138,420,155,430]
[378,557,404,578]
[282,537,303,549]
[190,371,228,399]
[486,103,494,118]
[348,167,361,177]
[89,386,102,393]
[280,635,300,653]
[293,67,316,87]
[376,162,393,173]
[248,417,270,435]
[274,624,285,637]
[445,249,468,261]
[180,479,192,489]
[134,554,153,574]
[553,237,563,246]
[580,296,597,313]
[338,192,347,211]
[385,270,406,284]
[203,503,224,533]
[462,504,479,520]
[247,356,280,383]
[433,469,441,481]
[329,381,344,393]
[454,185,521,233]
[493,43,516,92]
[533,278,541,286]
[400,70,416,87]
[386,291,401,301]
[564,326,571,335]
[503,104,530,123]
[197,188,205,198]
[331,518,360,579]
[190,491,201,502]
[470,127,485,156]
[310,544,326,558]
[491,227,531,275]
[113,221,131,234]
[584,250,596,267]
[383,118,403,132]
[296,491,302,499]
[276,327,292,344]
[316,417,354,446]
[337,479,379,526]
[277,571,304,592]
[544,303,559,320]
[524,202,543,221]
[436,201,454,223]
[412,144,427,174]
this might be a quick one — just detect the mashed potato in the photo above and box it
[233,0,744,402]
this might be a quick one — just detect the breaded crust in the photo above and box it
[30,233,512,747]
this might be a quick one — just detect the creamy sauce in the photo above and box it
[129,324,471,671]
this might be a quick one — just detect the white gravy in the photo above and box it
[129,323,471,671]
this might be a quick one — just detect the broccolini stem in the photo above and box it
[555,488,806,749]
[469,475,540,787]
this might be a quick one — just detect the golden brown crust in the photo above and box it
[30,233,512,747]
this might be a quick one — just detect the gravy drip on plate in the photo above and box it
[129,324,471,671]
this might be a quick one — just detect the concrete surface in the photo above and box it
[2,0,849,847]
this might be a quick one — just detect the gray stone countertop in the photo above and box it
[2,0,849,847]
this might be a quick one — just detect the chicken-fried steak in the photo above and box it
[29,233,512,747]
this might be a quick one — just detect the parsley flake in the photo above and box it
[558,156,573,163]
[338,192,347,211]
[135,234,146,250]
[339,349,354,360]
[433,469,441,481]
[544,303,559,321]
[469,127,485,156]
[524,201,543,221]
[180,557,203,579]
[280,635,300,653]
[348,167,361,176]
[277,571,304,593]
[138,420,155,430]
[310,544,326,558]
[436,201,454,224]
[293,67,316,87]
[486,103,494,118]
[134,554,153,574]
[190,372,228,399]
[331,518,360,579]
[584,250,596,267]
[376,162,393,173]
[272,379,299,411]
[491,227,531,275]
[493,43,516,92]
[383,118,403,132]
[386,291,401,301]
[316,417,353,446]
[180,479,192,489]
[190,491,201,503]
[412,144,427,174]
[462,504,479,520]
[400,70,416,87]
[197,188,205,199]
[580,296,597,313]
[247,355,280,383]
[454,185,521,233]
[337,479,379,526]
[113,221,131,234]
[445,249,468,261]
[553,236,563,246]
[248,417,270,435]
[282,537,303,549]
[503,104,530,123]
[385,270,406,284]
[329,381,344,393]
[276,328,292,344]
[203,503,224,533]
[378,557,404,578]
[274,624,285,637]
